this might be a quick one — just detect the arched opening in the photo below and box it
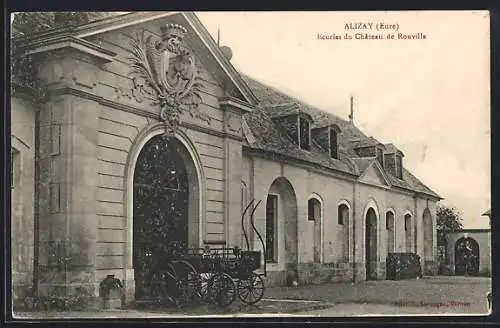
[423,208,433,274]
[132,135,199,299]
[365,208,378,280]
[455,237,479,276]
[386,210,395,256]
[266,178,298,273]
[404,213,412,252]
[338,203,350,261]
[308,196,322,263]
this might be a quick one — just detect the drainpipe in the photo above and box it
[352,181,357,283]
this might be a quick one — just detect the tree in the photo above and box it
[436,203,463,246]
[436,204,464,274]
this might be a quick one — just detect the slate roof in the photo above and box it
[384,143,405,156]
[241,73,442,199]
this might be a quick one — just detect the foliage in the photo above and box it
[436,203,464,246]
[386,253,422,280]
[10,40,47,101]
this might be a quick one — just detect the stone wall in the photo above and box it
[11,95,36,306]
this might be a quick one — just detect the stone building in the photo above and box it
[11,12,442,306]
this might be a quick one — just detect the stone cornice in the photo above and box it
[244,145,441,200]
[47,86,243,142]
[21,35,116,64]
[219,96,255,114]
[243,146,359,183]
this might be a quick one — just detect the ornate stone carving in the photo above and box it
[127,24,208,136]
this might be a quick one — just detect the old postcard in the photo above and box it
[10,11,491,318]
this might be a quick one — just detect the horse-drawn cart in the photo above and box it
[148,199,266,308]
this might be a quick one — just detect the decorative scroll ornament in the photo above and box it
[127,24,205,136]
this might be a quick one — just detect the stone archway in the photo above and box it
[455,237,480,276]
[365,208,378,280]
[267,177,298,282]
[132,134,200,299]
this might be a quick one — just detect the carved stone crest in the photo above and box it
[127,24,207,136]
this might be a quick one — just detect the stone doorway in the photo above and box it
[132,135,193,299]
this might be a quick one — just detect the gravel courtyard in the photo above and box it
[13,276,491,318]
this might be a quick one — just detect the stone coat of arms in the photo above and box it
[128,24,206,135]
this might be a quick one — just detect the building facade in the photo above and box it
[445,229,491,277]
[11,12,442,306]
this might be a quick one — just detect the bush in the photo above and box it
[386,253,423,280]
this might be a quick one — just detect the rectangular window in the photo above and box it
[329,129,338,159]
[265,194,278,262]
[299,117,310,150]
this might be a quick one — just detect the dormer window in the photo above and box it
[396,154,403,179]
[299,117,310,150]
[382,143,405,179]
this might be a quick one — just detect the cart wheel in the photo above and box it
[170,260,202,307]
[198,273,214,302]
[207,273,236,307]
[237,272,265,305]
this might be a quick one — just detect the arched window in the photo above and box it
[338,203,350,261]
[308,198,321,221]
[308,196,322,263]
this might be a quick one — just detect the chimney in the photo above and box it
[348,94,354,124]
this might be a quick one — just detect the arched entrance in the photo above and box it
[455,237,479,276]
[423,208,433,274]
[365,208,378,280]
[133,134,199,299]
[267,178,298,283]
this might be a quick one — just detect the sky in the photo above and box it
[196,11,491,229]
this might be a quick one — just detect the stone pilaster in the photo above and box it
[28,35,115,308]
[220,97,253,248]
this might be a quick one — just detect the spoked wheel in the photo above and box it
[206,273,236,307]
[198,273,214,303]
[169,260,202,307]
[237,272,265,305]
